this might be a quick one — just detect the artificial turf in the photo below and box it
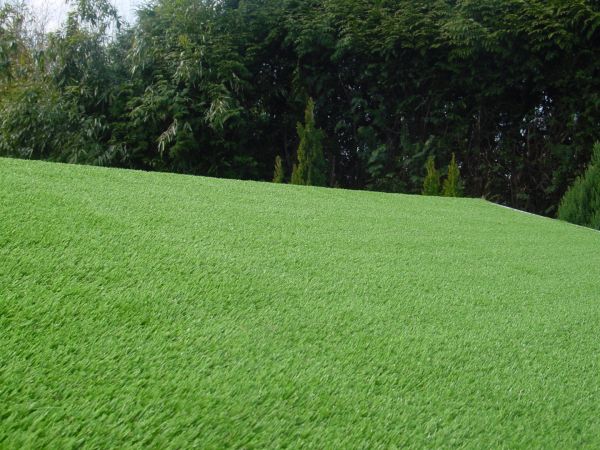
[1,157,600,448]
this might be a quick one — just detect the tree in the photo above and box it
[2,0,600,216]
[0,1,42,85]
[558,143,600,230]
[422,155,440,195]
[443,153,463,197]
[273,155,285,183]
[291,98,326,186]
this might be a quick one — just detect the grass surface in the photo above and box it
[1,158,600,448]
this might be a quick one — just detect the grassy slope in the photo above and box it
[1,157,600,448]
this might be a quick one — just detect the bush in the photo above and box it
[0,81,128,166]
[0,86,66,159]
[558,143,600,230]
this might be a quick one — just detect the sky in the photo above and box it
[26,0,139,31]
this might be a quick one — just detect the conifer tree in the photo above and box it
[291,98,326,186]
[273,155,285,183]
[442,153,463,197]
[422,155,440,195]
[558,142,600,230]
[290,164,298,183]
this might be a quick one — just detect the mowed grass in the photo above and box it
[1,158,600,448]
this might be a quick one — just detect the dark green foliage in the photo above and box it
[273,155,285,183]
[291,98,326,186]
[422,156,440,196]
[2,0,600,215]
[443,153,463,198]
[0,3,22,82]
[558,143,600,230]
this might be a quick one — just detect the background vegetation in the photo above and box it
[1,0,600,216]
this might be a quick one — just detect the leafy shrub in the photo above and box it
[0,84,113,164]
[0,85,72,160]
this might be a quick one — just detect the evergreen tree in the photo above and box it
[291,98,326,186]
[290,164,298,183]
[558,143,600,230]
[273,155,285,183]
[443,153,463,197]
[422,155,440,195]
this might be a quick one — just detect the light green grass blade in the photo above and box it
[1,158,599,448]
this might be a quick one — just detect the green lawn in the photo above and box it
[1,158,600,448]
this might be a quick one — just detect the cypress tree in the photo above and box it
[558,142,600,230]
[422,155,440,195]
[290,164,299,184]
[273,155,285,183]
[291,98,326,186]
[443,153,463,197]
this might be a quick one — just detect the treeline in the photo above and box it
[1,0,600,216]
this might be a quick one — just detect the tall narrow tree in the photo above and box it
[291,98,326,186]
[422,156,440,195]
[443,153,463,197]
[273,155,285,183]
